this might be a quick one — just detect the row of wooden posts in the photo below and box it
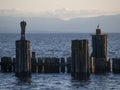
[0,56,120,74]
[0,57,71,73]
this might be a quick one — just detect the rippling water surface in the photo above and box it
[0,73,120,90]
[0,33,120,58]
[0,33,120,90]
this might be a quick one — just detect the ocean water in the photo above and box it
[0,33,120,90]
[0,33,120,58]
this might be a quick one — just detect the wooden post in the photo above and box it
[67,57,71,73]
[60,58,65,73]
[31,52,37,73]
[71,40,90,80]
[1,57,12,72]
[90,54,94,73]
[112,58,120,73]
[92,35,108,60]
[44,57,51,73]
[91,26,108,74]
[54,58,60,73]
[13,58,16,72]
[15,21,31,77]
[38,57,43,73]
[106,59,111,72]
[94,58,106,73]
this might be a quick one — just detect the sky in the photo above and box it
[0,0,120,19]
[0,0,120,33]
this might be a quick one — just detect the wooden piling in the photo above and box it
[31,52,37,73]
[106,59,111,72]
[71,40,90,80]
[91,26,108,74]
[92,35,108,60]
[15,21,31,77]
[51,57,60,73]
[44,57,51,73]
[90,54,94,73]
[67,57,71,73]
[112,58,120,73]
[55,58,60,73]
[94,58,107,73]
[38,57,43,73]
[16,40,31,77]
[13,58,16,72]
[1,57,12,72]
[60,58,65,73]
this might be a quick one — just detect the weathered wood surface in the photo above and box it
[71,40,90,80]
[91,27,108,74]
[112,58,120,73]
[0,57,71,73]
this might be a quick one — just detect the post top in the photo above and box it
[20,20,27,26]
[20,20,27,40]
[96,24,101,35]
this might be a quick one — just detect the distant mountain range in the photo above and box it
[0,14,120,33]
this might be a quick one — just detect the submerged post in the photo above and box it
[31,52,37,73]
[15,21,31,77]
[112,58,120,73]
[71,40,90,80]
[91,25,108,73]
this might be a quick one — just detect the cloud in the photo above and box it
[0,8,38,17]
[50,8,120,20]
[0,8,119,20]
[0,9,20,16]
